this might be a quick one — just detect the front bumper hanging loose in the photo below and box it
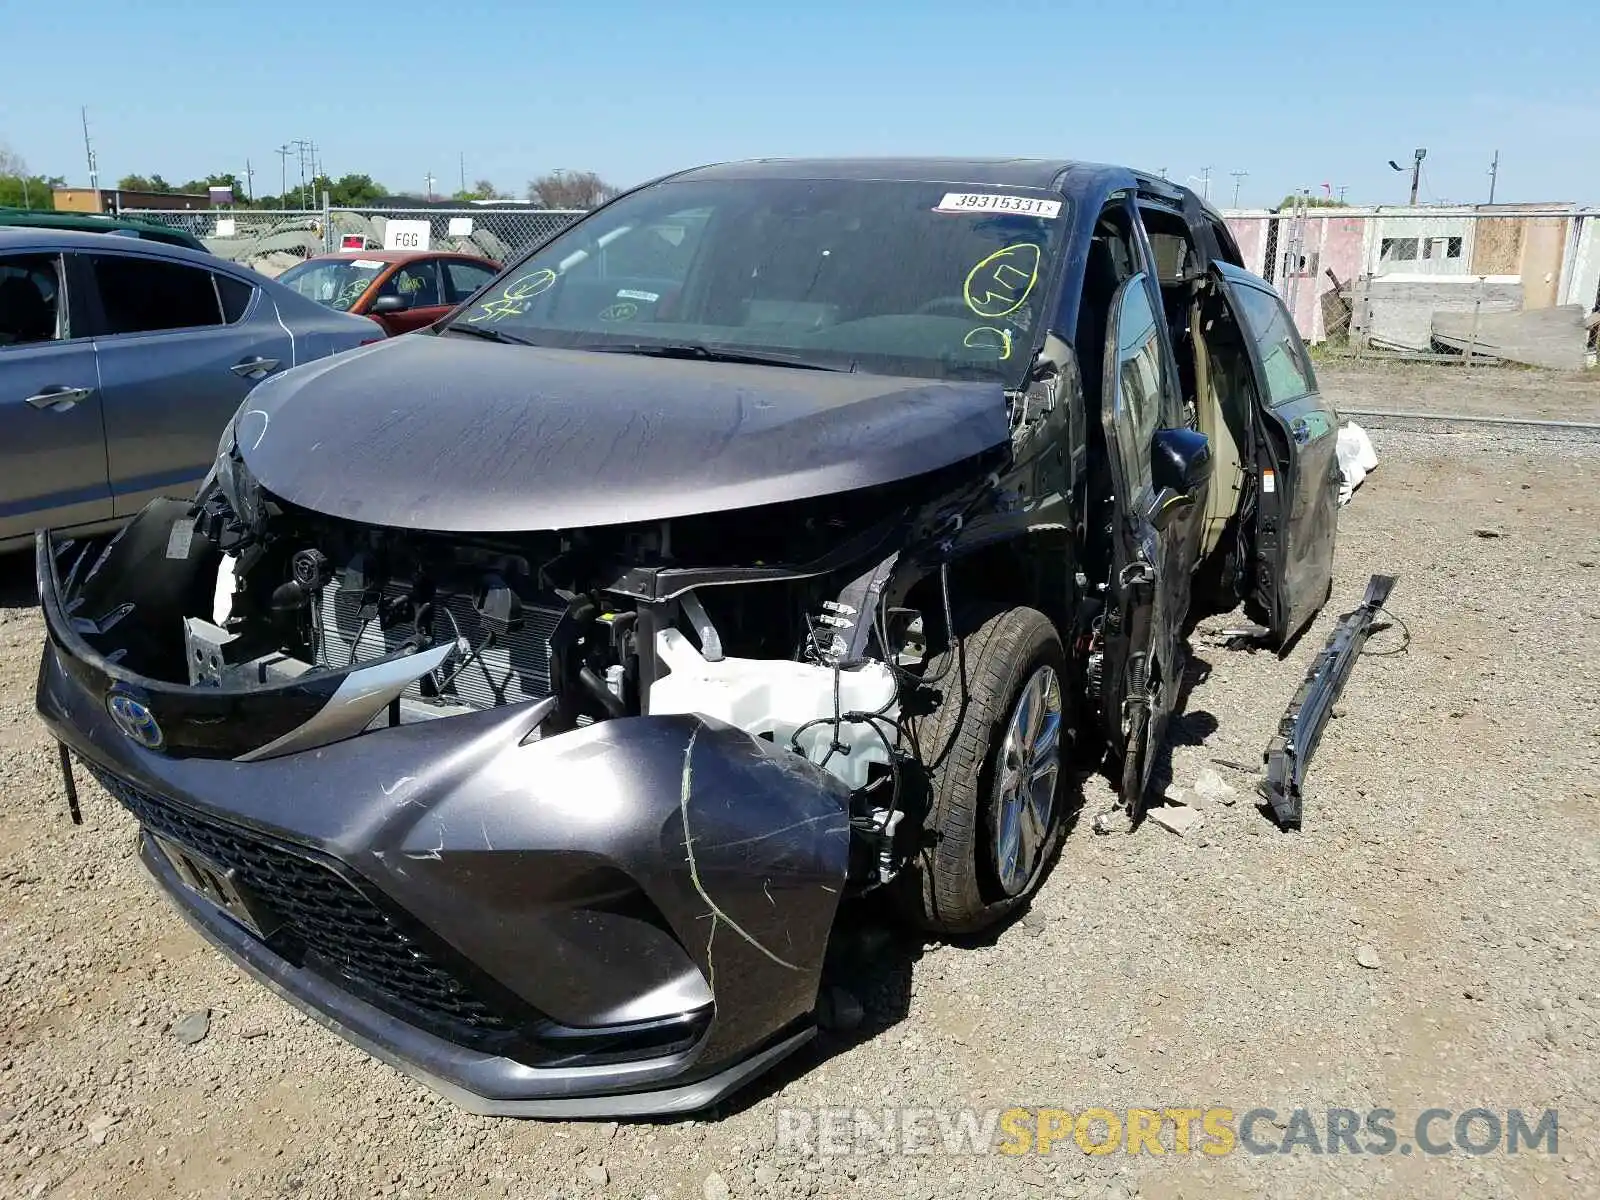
[32,523,855,1117]
[1262,573,1397,829]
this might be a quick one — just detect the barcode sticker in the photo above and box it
[165,519,195,560]
[933,192,1062,219]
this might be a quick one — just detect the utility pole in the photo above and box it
[275,144,289,208]
[244,159,255,203]
[1337,184,1348,203]
[424,172,437,202]
[80,107,100,205]
[1199,165,1212,201]
[1230,169,1248,207]
[289,139,316,209]
[1487,149,1499,204]
[459,151,467,197]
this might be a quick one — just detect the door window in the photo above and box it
[91,255,224,334]
[0,254,65,345]
[1113,278,1166,447]
[1233,284,1316,405]
[443,261,497,304]
[378,261,442,307]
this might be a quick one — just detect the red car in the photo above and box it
[275,250,502,336]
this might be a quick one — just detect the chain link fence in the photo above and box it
[133,205,584,278]
[1221,205,1600,368]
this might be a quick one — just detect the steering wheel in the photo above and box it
[914,295,974,317]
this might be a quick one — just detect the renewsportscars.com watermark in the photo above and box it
[775,1106,1559,1158]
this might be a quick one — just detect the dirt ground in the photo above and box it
[1315,355,1600,422]
[1,362,1597,1200]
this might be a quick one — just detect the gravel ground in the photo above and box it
[1,363,1598,1200]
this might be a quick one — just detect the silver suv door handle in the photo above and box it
[25,386,94,412]
[231,357,280,380]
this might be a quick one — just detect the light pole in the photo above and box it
[1388,148,1426,205]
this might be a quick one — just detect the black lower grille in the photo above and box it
[87,765,528,1047]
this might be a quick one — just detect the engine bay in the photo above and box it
[48,446,991,893]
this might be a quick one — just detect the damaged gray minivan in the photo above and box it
[35,158,1340,1116]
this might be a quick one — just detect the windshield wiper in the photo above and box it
[584,342,845,371]
[439,324,532,345]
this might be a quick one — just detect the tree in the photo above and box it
[526,170,619,209]
[0,172,64,210]
[116,173,173,193]
[328,173,387,206]
[453,178,503,202]
[176,173,242,199]
[0,142,26,177]
[1278,193,1350,209]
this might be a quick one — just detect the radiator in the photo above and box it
[317,579,564,711]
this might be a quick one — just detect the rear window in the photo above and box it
[91,256,223,334]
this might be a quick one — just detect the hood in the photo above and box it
[235,334,1010,532]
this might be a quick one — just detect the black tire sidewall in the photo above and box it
[902,605,1069,935]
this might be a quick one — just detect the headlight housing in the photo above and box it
[198,411,264,532]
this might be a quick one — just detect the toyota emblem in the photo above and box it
[107,692,164,750]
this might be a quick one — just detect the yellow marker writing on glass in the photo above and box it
[963,326,1013,359]
[469,269,557,323]
[964,243,1041,319]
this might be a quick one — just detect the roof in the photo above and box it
[0,207,206,251]
[302,249,499,265]
[657,157,1222,223]
[0,226,229,266]
[673,157,1081,189]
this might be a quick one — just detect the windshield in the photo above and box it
[447,177,1069,384]
[277,258,386,311]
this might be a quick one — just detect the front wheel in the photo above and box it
[897,606,1071,935]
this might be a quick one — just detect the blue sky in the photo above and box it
[3,0,1597,207]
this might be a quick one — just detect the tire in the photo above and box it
[896,605,1070,935]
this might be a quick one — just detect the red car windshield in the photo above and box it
[277,258,387,311]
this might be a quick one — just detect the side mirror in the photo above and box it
[1146,427,1212,533]
[369,294,409,315]
[1151,426,1212,495]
